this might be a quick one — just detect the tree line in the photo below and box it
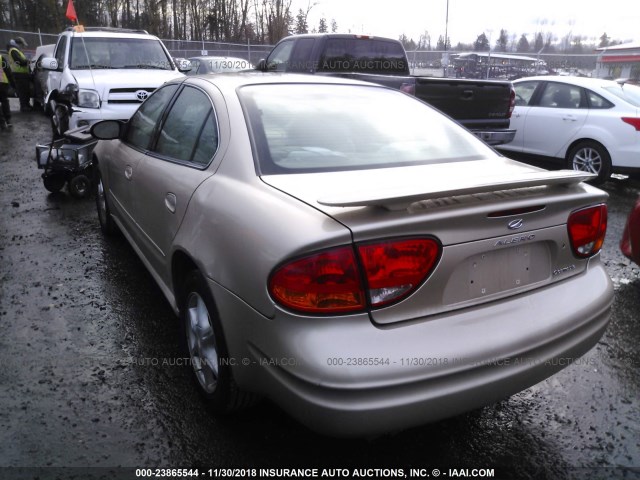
[400,28,628,54]
[1,1,627,52]
[0,0,336,44]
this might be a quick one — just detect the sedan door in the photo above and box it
[519,81,589,157]
[129,84,222,280]
[105,84,179,234]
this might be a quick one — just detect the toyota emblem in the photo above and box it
[507,219,524,230]
[136,90,149,102]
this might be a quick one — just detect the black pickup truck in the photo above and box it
[256,34,516,146]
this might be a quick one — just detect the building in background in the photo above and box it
[595,42,640,81]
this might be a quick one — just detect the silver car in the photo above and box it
[91,73,613,437]
[186,55,253,75]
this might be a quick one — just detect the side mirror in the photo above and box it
[91,120,124,140]
[41,57,59,71]
[256,59,267,71]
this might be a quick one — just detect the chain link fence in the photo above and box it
[1,28,273,65]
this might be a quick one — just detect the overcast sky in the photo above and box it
[291,0,638,47]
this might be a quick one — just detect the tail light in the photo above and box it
[400,82,416,96]
[507,87,516,118]
[567,205,607,258]
[621,117,640,131]
[269,238,441,314]
[358,239,440,307]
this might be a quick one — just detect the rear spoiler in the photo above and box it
[318,170,595,211]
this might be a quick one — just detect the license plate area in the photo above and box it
[443,242,551,305]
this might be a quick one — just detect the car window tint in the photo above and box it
[319,38,407,74]
[514,81,538,106]
[587,90,614,109]
[154,86,215,164]
[125,84,179,150]
[266,40,294,71]
[289,39,316,72]
[192,111,218,165]
[240,84,491,174]
[539,83,581,109]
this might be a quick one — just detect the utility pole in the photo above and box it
[443,0,449,77]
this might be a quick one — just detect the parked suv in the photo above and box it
[41,26,188,131]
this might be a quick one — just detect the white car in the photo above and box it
[498,76,640,184]
[41,26,189,131]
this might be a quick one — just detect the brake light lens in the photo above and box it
[507,87,516,118]
[358,239,440,307]
[269,247,364,314]
[567,205,607,258]
[621,117,640,131]
[269,238,441,314]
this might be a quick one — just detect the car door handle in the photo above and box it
[165,193,177,214]
[124,165,133,180]
[562,115,577,121]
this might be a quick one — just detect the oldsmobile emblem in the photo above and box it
[135,90,149,101]
[507,218,524,230]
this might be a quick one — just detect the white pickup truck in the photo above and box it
[41,26,189,132]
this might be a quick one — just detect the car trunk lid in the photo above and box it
[261,158,607,324]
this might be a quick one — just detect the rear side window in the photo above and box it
[539,83,582,109]
[318,38,408,74]
[586,90,614,109]
[153,86,218,165]
[288,38,316,72]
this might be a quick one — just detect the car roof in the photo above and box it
[178,71,385,92]
[65,29,160,40]
[515,75,623,89]
[189,56,249,61]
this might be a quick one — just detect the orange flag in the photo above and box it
[66,0,78,22]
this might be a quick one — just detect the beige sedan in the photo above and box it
[90,73,613,437]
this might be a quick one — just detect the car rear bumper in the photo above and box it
[470,128,516,146]
[210,260,612,437]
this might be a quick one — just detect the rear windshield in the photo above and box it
[602,83,640,107]
[239,84,492,175]
[70,37,173,70]
[318,38,408,74]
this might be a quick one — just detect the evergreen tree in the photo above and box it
[473,32,490,51]
[516,34,530,52]
[318,17,327,33]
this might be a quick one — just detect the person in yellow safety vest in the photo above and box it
[0,51,16,130]
[7,37,32,112]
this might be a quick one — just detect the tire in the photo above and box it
[42,174,66,193]
[181,270,259,413]
[566,141,612,186]
[95,170,117,235]
[68,174,91,199]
